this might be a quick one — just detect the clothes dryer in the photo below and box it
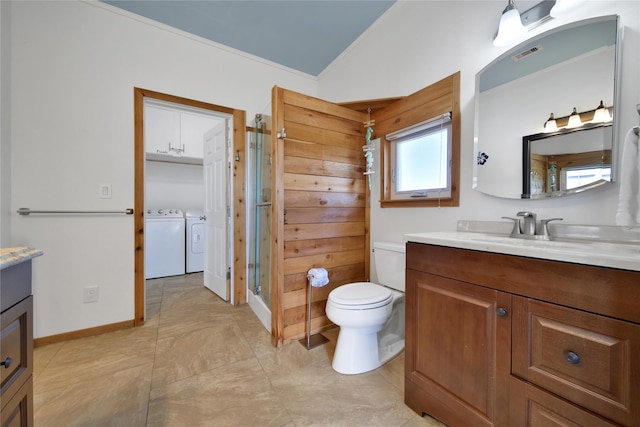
[145,208,185,279]
[185,209,205,273]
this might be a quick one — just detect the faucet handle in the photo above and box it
[502,217,521,236]
[538,218,563,238]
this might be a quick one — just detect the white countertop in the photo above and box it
[405,231,640,272]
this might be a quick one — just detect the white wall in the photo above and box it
[145,161,204,211]
[1,1,11,246]
[9,0,317,339]
[317,0,640,281]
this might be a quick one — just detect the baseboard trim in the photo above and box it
[34,320,136,347]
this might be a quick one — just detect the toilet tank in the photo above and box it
[373,241,406,292]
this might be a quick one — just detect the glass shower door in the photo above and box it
[248,114,271,317]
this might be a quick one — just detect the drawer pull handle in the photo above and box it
[564,351,580,365]
[496,307,507,317]
[1,357,11,369]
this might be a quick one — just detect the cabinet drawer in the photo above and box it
[0,375,32,427]
[0,296,33,406]
[512,297,639,426]
[509,377,619,427]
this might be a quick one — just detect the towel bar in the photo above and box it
[17,208,134,216]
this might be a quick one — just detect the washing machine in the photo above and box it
[185,209,205,273]
[145,208,185,279]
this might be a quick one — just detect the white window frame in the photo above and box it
[561,165,612,191]
[386,113,452,200]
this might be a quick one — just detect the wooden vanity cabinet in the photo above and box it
[1,261,34,427]
[512,297,640,426]
[405,242,640,427]
[405,269,511,427]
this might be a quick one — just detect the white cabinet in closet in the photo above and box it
[144,104,221,165]
[145,105,181,156]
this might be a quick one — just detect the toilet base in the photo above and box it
[330,294,405,375]
[332,326,382,375]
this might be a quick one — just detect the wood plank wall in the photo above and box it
[272,87,369,345]
[374,72,461,208]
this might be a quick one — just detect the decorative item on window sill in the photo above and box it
[542,101,613,133]
[363,108,375,190]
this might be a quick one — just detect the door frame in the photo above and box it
[133,88,246,325]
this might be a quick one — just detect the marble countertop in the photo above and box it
[1,247,43,270]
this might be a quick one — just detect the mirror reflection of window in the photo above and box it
[563,166,612,190]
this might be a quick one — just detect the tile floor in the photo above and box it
[33,273,446,426]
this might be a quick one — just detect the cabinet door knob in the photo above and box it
[496,307,507,317]
[1,356,12,369]
[564,351,581,365]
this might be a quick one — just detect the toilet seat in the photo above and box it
[328,282,393,310]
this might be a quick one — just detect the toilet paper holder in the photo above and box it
[299,272,329,350]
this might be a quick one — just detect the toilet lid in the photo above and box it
[329,282,392,308]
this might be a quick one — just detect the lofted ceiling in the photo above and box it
[101,0,396,76]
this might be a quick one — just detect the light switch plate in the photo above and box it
[99,184,112,199]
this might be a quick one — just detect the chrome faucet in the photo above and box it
[517,211,537,236]
[502,212,563,240]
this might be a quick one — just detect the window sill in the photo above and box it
[380,197,458,208]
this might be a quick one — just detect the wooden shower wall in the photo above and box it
[271,87,369,345]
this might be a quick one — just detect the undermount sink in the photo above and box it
[404,231,640,272]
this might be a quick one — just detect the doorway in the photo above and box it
[133,88,247,325]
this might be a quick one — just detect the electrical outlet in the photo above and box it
[83,286,99,303]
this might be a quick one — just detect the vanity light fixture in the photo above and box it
[493,0,526,47]
[550,0,583,18]
[566,107,582,128]
[542,103,614,132]
[592,100,612,123]
[543,113,558,132]
[493,1,556,47]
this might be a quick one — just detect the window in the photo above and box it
[562,166,611,190]
[387,113,452,200]
[377,71,460,208]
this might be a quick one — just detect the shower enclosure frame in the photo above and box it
[247,114,272,332]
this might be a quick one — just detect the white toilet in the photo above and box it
[325,241,406,375]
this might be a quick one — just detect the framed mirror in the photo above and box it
[522,122,612,198]
[474,15,619,199]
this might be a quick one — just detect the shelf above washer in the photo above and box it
[146,152,203,165]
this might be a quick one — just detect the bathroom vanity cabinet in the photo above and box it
[405,242,640,427]
[1,248,40,427]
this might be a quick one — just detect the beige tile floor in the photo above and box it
[33,273,446,426]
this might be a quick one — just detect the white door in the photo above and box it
[203,121,230,301]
